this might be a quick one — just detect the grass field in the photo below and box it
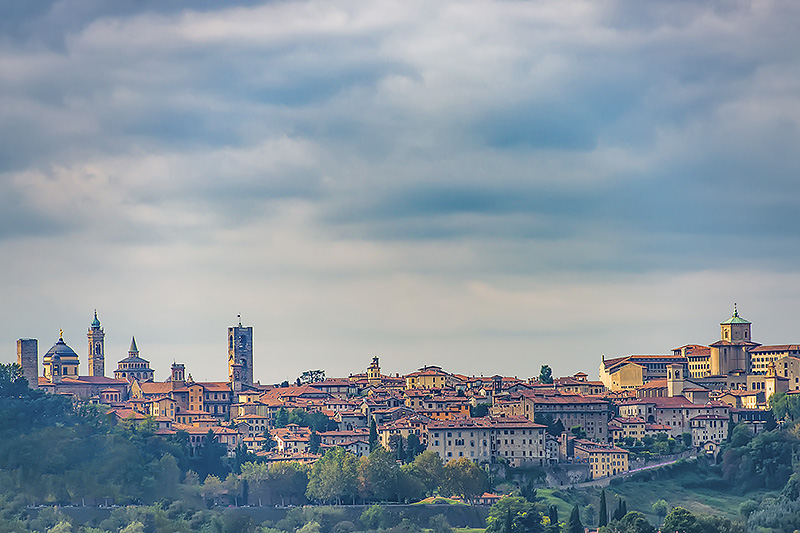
[490,458,776,528]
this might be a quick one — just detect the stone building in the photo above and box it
[228,318,254,388]
[87,310,105,377]
[113,336,155,383]
[16,338,38,387]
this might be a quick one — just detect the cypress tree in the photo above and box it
[369,418,378,451]
[549,505,559,531]
[568,504,583,533]
[613,497,626,521]
[598,489,608,527]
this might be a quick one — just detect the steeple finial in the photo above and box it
[59,329,64,340]
[238,314,242,327]
[91,309,101,328]
[734,303,738,317]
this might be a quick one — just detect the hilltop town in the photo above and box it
[12,305,796,486]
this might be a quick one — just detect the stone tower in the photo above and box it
[87,310,105,377]
[709,305,758,376]
[667,363,685,398]
[16,338,38,388]
[367,356,381,387]
[171,362,185,384]
[228,317,253,386]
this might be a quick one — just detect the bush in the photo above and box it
[428,514,453,533]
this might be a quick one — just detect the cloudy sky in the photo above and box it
[2,0,800,384]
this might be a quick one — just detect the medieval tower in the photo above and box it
[228,317,254,387]
[87,310,105,377]
[16,338,38,387]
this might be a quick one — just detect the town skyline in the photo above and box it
[5,302,797,385]
[2,1,800,382]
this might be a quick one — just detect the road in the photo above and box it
[572,455,696,488]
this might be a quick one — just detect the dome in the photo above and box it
[91,310,101,328]
[43,333,80,364]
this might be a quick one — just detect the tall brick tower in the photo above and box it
[228,316,253,387]
[16,338,38,388]
[87,310,106,377]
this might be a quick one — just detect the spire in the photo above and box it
[129,336,138,355]
[91,309,101,328]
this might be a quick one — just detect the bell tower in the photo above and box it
[87,310,105,377]
[228,315,253,387]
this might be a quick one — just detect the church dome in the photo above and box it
[43,334,80,364]
[91,310,101,328]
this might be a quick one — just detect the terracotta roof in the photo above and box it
[429,416,545,430]
[691,414,728,420]
[140,382,177,394]
[749,344,800,353]
[523,394,609,405]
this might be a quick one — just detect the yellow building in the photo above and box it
[42,332,81,380]
[405,366,449,390]
[600,355,688,391]
[608,417,646,444]
[573,440,629,479]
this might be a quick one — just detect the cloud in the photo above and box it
[2,0,800,381]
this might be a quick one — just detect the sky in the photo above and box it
[2,0,800,385]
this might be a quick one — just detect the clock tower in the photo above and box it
[87,310,105,377]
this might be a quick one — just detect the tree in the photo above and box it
[359,504,388,530]
[369,418,379,451]
[262,430,277,452]
[306,447,359,504]
[652,500,668,522]
[309,430,321,454]
[539,365,553,384]
[612,498,623,521]
[570,426,587,439]
[470,403,490,417]
[270,461,309,506]
[299,370,325,384]
[601,512,654,533]
[0,363,29,396]
[598,489,609,527]
[429,514,453,533]
[155,454,180,501]
[696,514,745,533]
[288,408,309,427]
[200,474,224,503]
[274,408,289,428]
[486,496,543,533]
[240,462,270,506]
[662,507,703,533]
[770,391,800,421]
[193,430,228,481]
[729,424,752,448]
[568,504,583,533]
[397,464,426,502]
[442,457,487,502]
[409,450,444,495]
[359,447,401,502]
[548,505,560,532]
[405,433,424,462]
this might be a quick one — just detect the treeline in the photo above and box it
[0,363,239,505]
[238,448,487,506]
